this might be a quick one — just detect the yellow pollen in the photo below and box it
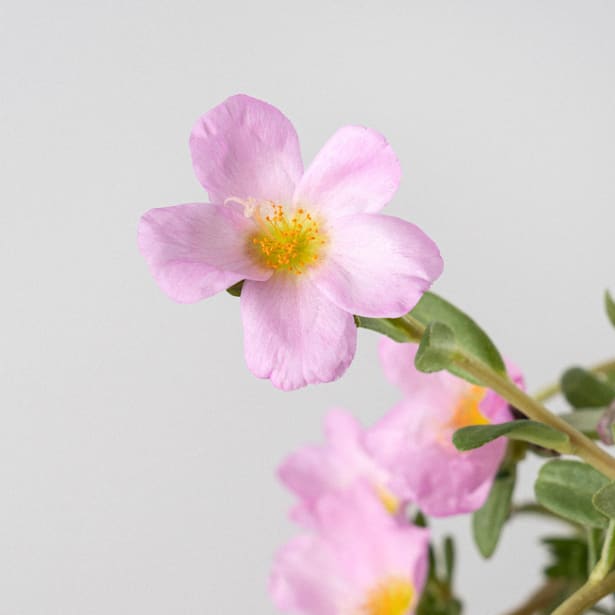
[448,385,489,430]
[375,486,400,515]
[361,577,414,615]
[247,202,326,274]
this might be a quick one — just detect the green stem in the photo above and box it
[588,527,602,576]
[455,350,615,480]
[534,359,615,403]
[590,521,615,583]
[551,570,615,615]
[398,316,615,480]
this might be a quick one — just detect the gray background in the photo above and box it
[2,1,615,613]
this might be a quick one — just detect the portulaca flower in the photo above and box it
[368,338,524,516]
[138,94,443,390]
[278,409,402,526]
[270,483,429,615]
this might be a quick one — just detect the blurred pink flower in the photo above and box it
[270,483,429,615]
[279,409,402,525]
[138,94,442,390]
[368,338,524,517]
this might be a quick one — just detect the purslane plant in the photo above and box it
[138,95,615,614]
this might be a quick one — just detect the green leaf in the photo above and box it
[472,464,516,558]
[415,321,456,373]
[561,367,615,409]
[417,536,464,615]
[543,536,589,580]
[453,420,570,453]
[535,460,610,528]
[355,292,506,382]
[443,535,455,583]
[593,482,615,519]
[606,290,615,329]
[226,280,244,297]
[411,292,506,375]
[353,315,420,343]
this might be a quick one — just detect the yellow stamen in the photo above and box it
[449,385,489,430]
[375,485,400,515]
[246,201,327,274]
[361,577,414,615]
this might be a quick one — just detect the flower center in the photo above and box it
[244,201,326,274]
[449,385,489,430]
[360,577,414,615]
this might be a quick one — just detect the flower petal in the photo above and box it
[278,409,393,526]
[270,484,429,614]
[379,338,467,399]
[293,126,401,217]
[189,94,303,204]
[269,534,343,615]
[368,396,507,517]
[240,276,357,390]
[312,214,443,318]
[138,203,270,303]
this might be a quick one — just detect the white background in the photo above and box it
[2,1,615,613]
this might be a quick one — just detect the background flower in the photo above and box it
[279,409,401,525]
[270,483,429,615]
[369,338,524,516]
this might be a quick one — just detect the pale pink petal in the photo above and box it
[270,534,342,615]
[293,126,401,217]
[270,484,429,614]
[189,94,303,204]
[278,410,393,525]
[507,358,526,390]
[312,214,443,318]
[316,484,429,598]
[138,203,271,303]
[379,338,467,398]
[240,276,356,390]
[368,395,508,517]
[405,437,501,516]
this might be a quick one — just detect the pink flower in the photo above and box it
[279,409,401,525]
[368,338,524,517]
[270,483,429,615]
[138,94,443,390]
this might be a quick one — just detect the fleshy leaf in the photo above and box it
[535,460,610,528]
[453,421,570,453]
[443,535,455,583]
[415,321,456,373]
[593,482,615,520]
[354,315,420,343]
[543,537,589,580]
[411,292,506,375]
[561,367,615,409]
[606,290,615,329]
[356,292,506,381]
[472,464,516,558]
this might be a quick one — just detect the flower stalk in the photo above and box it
[397,315,615,480]
[533,359,615,403]
[551,571,615,615]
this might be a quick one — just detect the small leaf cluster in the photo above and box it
[416,534,463,615]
